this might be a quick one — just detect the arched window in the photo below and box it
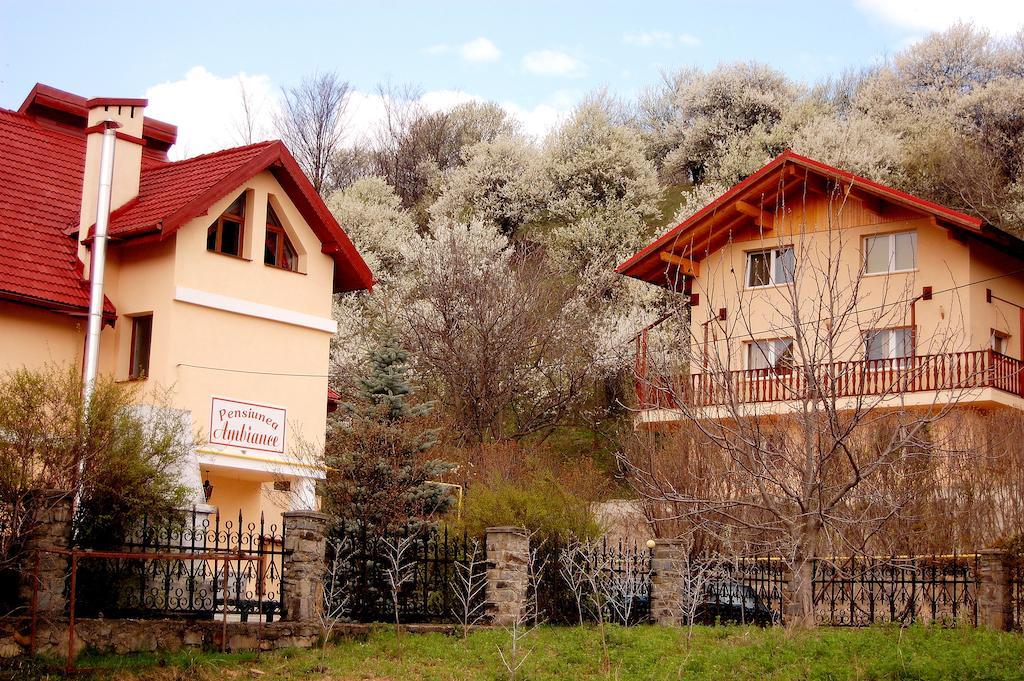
[264,202,298,271]
[206,193,246,257]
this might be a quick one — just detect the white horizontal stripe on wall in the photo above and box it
[174,286,338,333]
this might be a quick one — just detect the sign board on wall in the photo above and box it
[209,397,287,454]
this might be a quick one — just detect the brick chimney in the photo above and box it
[77,97,148,267]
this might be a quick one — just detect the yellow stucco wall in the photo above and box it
[0,300,87,372]
[688,196,989,370]
[1,169,336,517]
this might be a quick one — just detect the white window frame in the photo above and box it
[746,338,795,374]
[863,230,917,275]
[745,246,795,289]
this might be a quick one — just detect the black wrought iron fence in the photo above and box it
[547,538,652,626]
[73,508,286,622]
[324,524,484,624]
[712,557,788,624]
[812,554,979,627]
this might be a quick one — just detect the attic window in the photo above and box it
[264,203,298,272]
[207,194,246,257]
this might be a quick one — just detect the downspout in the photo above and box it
[82,121,118,402]
[75,120,118,511]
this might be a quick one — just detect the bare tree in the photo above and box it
[382,532,418,647]
[275,71,351,195]
[526,533,549,627]
[402,232,595,444]
[668,537,724,647]
[451,538,487,638]
[232,77,267,146]
[319,536,354,666]
[559,540,589,626]
[495,598,538,681]
[619,182,980,626]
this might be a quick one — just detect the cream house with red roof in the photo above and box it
[0,84,372,520]
[619,151,1024,423]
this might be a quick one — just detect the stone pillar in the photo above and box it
[18,490,74,615]
[281,511,329,622]
[485,526,530,626]
[649,539,685,626]
[977,549,1012,631]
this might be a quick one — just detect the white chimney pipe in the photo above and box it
[82,122,118,403]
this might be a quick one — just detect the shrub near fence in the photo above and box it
[324,524,485,624]
[74,508,286,622]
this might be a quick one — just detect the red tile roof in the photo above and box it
[0,107,110,314]
[93,139,374,294]
[105,142,278,239]
[1,83,372,320]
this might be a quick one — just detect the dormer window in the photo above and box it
[207,193,246,257]
[264,203,298,272]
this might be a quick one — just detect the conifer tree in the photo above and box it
[322,335,455,533]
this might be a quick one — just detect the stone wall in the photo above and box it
[0,617,320,660]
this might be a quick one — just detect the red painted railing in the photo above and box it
[634,331,1024,410]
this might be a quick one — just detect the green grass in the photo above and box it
[30,624,1024,680]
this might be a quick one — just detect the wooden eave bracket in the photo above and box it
[734,200,774,230]
[660,251,699,277]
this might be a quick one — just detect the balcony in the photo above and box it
[634,347,1024,411]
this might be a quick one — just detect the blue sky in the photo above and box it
[2,1,1021,155]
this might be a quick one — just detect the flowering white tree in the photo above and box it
[543,98,662,227]
[641,62,800,185]
[430,136,548,238]
[401,220,595,443]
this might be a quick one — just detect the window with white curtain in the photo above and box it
[747,338,795,372]
[864,328,913,362]
[864,231,917,274]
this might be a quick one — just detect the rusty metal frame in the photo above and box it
[28,546,273,673]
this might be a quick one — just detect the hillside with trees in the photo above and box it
[284,24,1024,540]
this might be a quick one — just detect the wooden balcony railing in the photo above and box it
[634,334,1024,410]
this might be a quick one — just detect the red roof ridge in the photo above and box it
[149,139,281,169]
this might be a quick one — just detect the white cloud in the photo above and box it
[623,31,702,48]
[502,100,569,140]
[521,50,587,77]
[423,37,501,63]
[420,89,483,111]
[460,37,501,62]
[624,31,674,48]
[145,66,279,160]
[855,0,1024,36]
[145,67,568,157]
